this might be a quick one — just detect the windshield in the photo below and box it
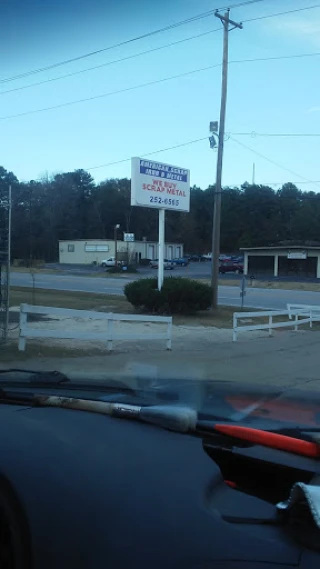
[1,1,320,432]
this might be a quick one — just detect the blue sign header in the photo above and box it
[139,160,188,183]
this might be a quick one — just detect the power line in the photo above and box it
[2,42,320,98]
[229,131,320,137]
[19,132,320,193]
[0,28,221,96]
[3,44,320,121]
[229,51,320,65]
[0,0,263,85]
[85,137,208,171]
[0,64,221,121]
[243,3,320,22]
[0,10,216,84]
[229,136,320,191]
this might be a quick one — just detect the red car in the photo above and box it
[219,260,244,274]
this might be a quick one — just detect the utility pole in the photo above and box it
[114,223,120,267]
[252,162,256,185]
[211,9,242,309]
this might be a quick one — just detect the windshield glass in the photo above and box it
[1,1,320,433]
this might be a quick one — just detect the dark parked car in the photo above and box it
[149,259,175,270]
[219,260,244,274]
[189,255,208,262]
[172,257,189,266]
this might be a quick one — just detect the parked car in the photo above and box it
[172,257,189,267]
[149,259,175,270]
[100,257,123,268]
[219,260,244,274]
[189,255,208,262]
[219,254,232,262]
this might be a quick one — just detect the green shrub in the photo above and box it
[124,277,212,314]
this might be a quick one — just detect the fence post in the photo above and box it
[233,313,237,342]
[294,312,298,331]
[107,314,113,351]
[268,315,273,337]
[166,319,172,350]
[18,304,27,351]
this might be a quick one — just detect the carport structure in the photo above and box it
[241,246,320,279]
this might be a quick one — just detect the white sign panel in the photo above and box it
[124,233,135,242]
[287,251,307,260]
[131,157,190,212]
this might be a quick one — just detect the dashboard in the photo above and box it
[0,400,319,568]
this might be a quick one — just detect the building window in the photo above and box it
[68,244,75,252]
[84,244,109,252]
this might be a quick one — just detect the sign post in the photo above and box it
[131,158,190,291]
[158,209,165,290]
[123,233,135,267]
[240,275,246,309]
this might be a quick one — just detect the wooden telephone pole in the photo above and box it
[211,10,242,309]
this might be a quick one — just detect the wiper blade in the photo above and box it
[31,396,198,432]
[0,369,70,385]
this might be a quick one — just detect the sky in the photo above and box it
[0,0,320,192]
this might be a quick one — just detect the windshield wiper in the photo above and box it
[0,369,70,385]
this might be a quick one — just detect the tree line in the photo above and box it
[1,165,320,263]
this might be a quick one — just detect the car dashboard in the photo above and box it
[0,401,319,568]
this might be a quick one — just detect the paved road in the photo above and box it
[10,271,320,310]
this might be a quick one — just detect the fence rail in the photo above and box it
[233,308,312,342]
[18,304,172,352]
[287,303,320,322]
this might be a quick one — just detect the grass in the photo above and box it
[9,286,249,328]
[10,287,133,313]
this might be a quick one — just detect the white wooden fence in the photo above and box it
[18,304,172,352]
[287,303,320,322]
[233,308,313,342]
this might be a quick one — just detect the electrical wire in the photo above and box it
[229,132,320,137]
[229,136,320,191]
[0,64,221,121]
[0,0,264,85]
[0,28,221,96]
[85,137,208,171]
[243,3,320,22]
[2,44,320,98]
[0,10,216,84]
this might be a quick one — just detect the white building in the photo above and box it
[59,239,184,265]
[241,246,320,279]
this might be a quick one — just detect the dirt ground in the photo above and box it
[2,313,320,392]
[3,287,320,392]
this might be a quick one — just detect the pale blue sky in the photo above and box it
[0,0,319,191]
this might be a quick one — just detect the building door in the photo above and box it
[176,246,181,258]
[168,246,173,260]
[148,245,155,259]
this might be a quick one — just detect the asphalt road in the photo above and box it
[10,271,320,310]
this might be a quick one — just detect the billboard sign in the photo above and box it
[131,157,190,212]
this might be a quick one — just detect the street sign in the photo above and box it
[123,233,135,242]
[131,157,190,212]
[287,251,307,260]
